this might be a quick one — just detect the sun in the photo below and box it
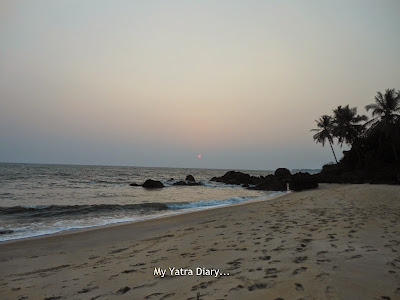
[197,154,202,159]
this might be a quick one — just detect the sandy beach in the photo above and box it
[0,184,399,300]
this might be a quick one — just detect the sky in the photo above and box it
[1,1,399,170]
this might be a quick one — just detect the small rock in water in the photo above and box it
[142,179,164,189]
[0,229,13,235]
[185,175,195,182]
[173,181,187,186]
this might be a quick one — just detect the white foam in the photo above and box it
[0,191,286,242]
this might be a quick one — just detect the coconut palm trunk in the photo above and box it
[328,140,338,164]
[311,115,339,164]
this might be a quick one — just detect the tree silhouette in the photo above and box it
[311,115,338,163]
[332,105,368,146]
[365,88,400,161]
[312,89,400,184]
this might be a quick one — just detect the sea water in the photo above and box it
[0,163,282,241]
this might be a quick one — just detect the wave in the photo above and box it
[0,193,283,219]
[166,196,263,209]
[0,203,169,218]
[0,193,13,199]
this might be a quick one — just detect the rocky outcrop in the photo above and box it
[289,172,318,191]
[211,169,318,191]
[314,161,400,185]
[173,180,187,186]
[172,175,201,186]
[142,179,164,189]
[249,175,287,191]
[211,171,262,186]
[185,175,195,182]
[129,182,141,187]
[172,180,201,186]
[274,168,291,178]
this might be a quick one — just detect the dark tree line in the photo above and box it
[311,88,400,184]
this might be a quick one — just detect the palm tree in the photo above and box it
[365,88,400,128]
[332,105,368,146]
[365,88,400,161]
[311,115,338,163]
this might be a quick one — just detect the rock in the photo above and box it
[274,168,291,178]
[210,171,262,186]
[250,175,287,191]
[185,175,195,182]
[0,229,13,235]
[142,179,164,189]
[173,181,187,186]
[289,172,318,191]
[173,180,201,186]
[129,182,141,187]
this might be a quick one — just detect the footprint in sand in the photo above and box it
[264,268,280,278]
[295,283,304,291]
[77,286,99,294]
[316,272,330,278]
[191,280,216,291]
[229,284,244,291]
[292,267,307,275]
[248,282,271,291]
[116,286,130,295]
[293,256,308,263]
[325,286,340,299]
[159,293,175,299]
[145,292,163,299]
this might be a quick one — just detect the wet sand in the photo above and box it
[0,184,399,300]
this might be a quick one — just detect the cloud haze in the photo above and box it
[1,1,399,169]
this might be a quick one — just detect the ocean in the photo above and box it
[0,163,283,241]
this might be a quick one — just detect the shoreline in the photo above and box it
[1,184,399,299]
[0,190,288,247]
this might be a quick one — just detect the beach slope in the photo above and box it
[0,184,399,299]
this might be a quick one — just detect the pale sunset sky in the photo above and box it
[1,1,399,170]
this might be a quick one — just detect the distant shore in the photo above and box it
[0,184,399,299]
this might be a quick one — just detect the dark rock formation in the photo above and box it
[142,179,164,189]
[250,175,287,191]
[274,168,291,178]
[185,175,195,182]
[210,168,319,191]
[129,182,141,187]
[211,171,262,186]
[313,114,400,185]
[173,180,187,186]
[315,158,400,185]
[173,178,201,186]
[289,172,318,191]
